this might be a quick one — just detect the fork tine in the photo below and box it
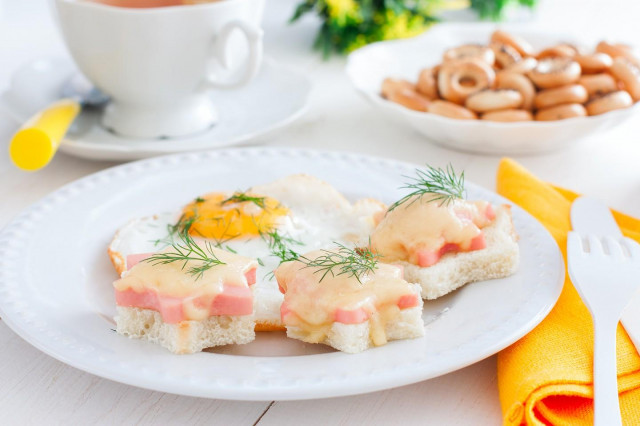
[567,232,584,255]
[622,238,640,260]
[603,237,625,259]
[588,234,604,255]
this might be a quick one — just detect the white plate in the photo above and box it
[0,148,564,400]
[346,23,640,155]
[0,58,310,161]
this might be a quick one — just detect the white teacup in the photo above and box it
[54,0,264,139]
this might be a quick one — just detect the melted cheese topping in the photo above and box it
[370,195,492,264]
[114,245,258,298]
[275,250,417,344]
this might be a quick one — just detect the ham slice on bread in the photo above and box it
[113,244,259,354]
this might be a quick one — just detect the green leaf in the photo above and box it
[290,0,448,57]
[289,1,316,23]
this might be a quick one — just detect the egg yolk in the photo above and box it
[182,192,288,240]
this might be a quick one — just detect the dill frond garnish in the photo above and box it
[195,197,205,203]
[261,229,302,264]
[144,231,226,280]
[299,242,379,284]
[258,228,303,280]
[152,212,199,247]
[223,245,237,254]
[206,217,241,250]
[221,192,266,209]
[388,164,465,212]
[172,213,198,234]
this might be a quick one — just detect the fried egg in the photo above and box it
[108,174,386,329]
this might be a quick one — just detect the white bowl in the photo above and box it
[346,23,640,155]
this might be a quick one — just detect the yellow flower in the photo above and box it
[381,10,431,40]
[325,0,359,25]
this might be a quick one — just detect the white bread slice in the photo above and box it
[115,307,255,354]
[285,284,425,354]
[400,204,519,300]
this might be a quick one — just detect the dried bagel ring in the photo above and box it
[578,73,619,98]
[481,109,533,122]
[443,44,495,66]
[437,59,496,105]
[427,100,477,120]
[495,72,536,110]
[387,88,431,112]
[536,44,577,59]
[490,42,521,69]
[610,57,640,101]
[585,91,633,115]
[465,89,523,113]
[416,67,438,99]
[596,41,636,61]
[574,53,613,74]
[535,103,587,121]
[534,84,588,109]
[381,78,414,99]
[528,58,581,89]
[503,57,537,74]
[490,30,534,57]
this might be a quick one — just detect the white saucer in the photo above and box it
[0,57,311,161]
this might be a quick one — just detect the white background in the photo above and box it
[0,0,639,424]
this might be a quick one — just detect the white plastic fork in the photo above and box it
[567,232,640,426]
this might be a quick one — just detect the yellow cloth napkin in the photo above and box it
[496,158,640,426]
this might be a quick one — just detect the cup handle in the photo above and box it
[204,20,263,90]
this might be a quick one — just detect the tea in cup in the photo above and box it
[86,1,221,8]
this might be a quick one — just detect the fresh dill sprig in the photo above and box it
[388,164,465,212]
[172,213,198,234]
[261,229,302,264]
[299,242,379,284]
[194,196,205,203]
[258,228,302,280]
[152,212,199,247]
[144,231,226,280]
[221,192,266,209]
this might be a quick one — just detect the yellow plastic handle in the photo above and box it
[9,99,81,171]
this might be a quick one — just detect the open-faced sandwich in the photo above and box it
[114,232,258,354]
[371,165,519,299]
[274,245,424,353]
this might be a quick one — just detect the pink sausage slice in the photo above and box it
[115,282,254,323]
[126,253,154,270]
[334,307,370,324]
[280,293,420,325]
[416,231,488,267]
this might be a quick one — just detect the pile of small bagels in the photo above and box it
[381,30,640,122]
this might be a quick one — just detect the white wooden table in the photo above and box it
[1,0,639,424]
